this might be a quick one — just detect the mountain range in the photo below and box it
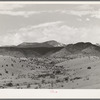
[18,40,65,48]
[0,40,100,58]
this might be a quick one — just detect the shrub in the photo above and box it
[55,70,61,74]
[11,64,14,67]
[27,84,31,88]
[50,75,55,78]
[56,79,61,83]
[6,64,8,67]
[64,77,69,82]
[6,83,13,87]
[16,83,19,86]
[5,69,8,74]
[12,73,14,76]
[87,67,91,69]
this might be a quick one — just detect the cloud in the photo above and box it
[0,4,25,11]
[14,23,100,45]
[86,18,90,21]
[59,9,91,17]
[0,11,41,17]
[0,4,34,17]
[0,4,96,18]
[60,9,100,19]
[17,21,64,43]
[77,5,94,10]
[1,20,100,46]
[69,9,100,19]
[0,4,65,17]
[58,5,100,19]
[91,9,100,19]
[0,33,22,46]
[69,10,90,17]
[0,21,63,45]
[0,4,100,19]
[0,3,43,17]
[0,7,60,17]
[19,21,63,31]
[77,18,82,21]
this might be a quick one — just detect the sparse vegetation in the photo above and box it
[5,69,8,74]
[87,67,91,69]
[6,83,13,87]
[11,64,14,67]
[27,84,31,88]
[0,41,100,89]
[6,64,8,67]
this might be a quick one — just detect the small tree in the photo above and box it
[16,83,19,86]
[87,67,91,69]
[11,64,14,67]
[6,83,13,87]
[42,79,45,84]
[12,73,14,76]
[6,64,8,67]
[27,84,31,88]
[5,69,8,74]
[64,77,69,82]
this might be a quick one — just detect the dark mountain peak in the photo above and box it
[0,41,100,58]
[74,42,92,48]
[65,42,94,53]
[19,42,38,45]
[66,42,92,47]
[75,42,91,45]
[18,42,52,48]
[17,40,65,48]
[17,42,40,48]
[50,42,100,58]
[43,40,65,47]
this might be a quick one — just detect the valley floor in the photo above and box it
[0,55,100,89]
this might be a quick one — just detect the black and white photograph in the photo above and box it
[1,1,100,90]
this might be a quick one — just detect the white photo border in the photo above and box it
[0,1,100,99]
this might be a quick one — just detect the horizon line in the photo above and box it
[0,40,98,47]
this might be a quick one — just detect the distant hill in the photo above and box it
[50,42,100,58]
[0,41,100,58]
[65,42,93,53]
[17,42,53,48]
[50,48,71,58]
[18,40,65,48]
[0,47,63,58]
[43,40,65,47]
[0,47,40,58]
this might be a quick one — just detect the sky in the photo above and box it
[1,2,100,46]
